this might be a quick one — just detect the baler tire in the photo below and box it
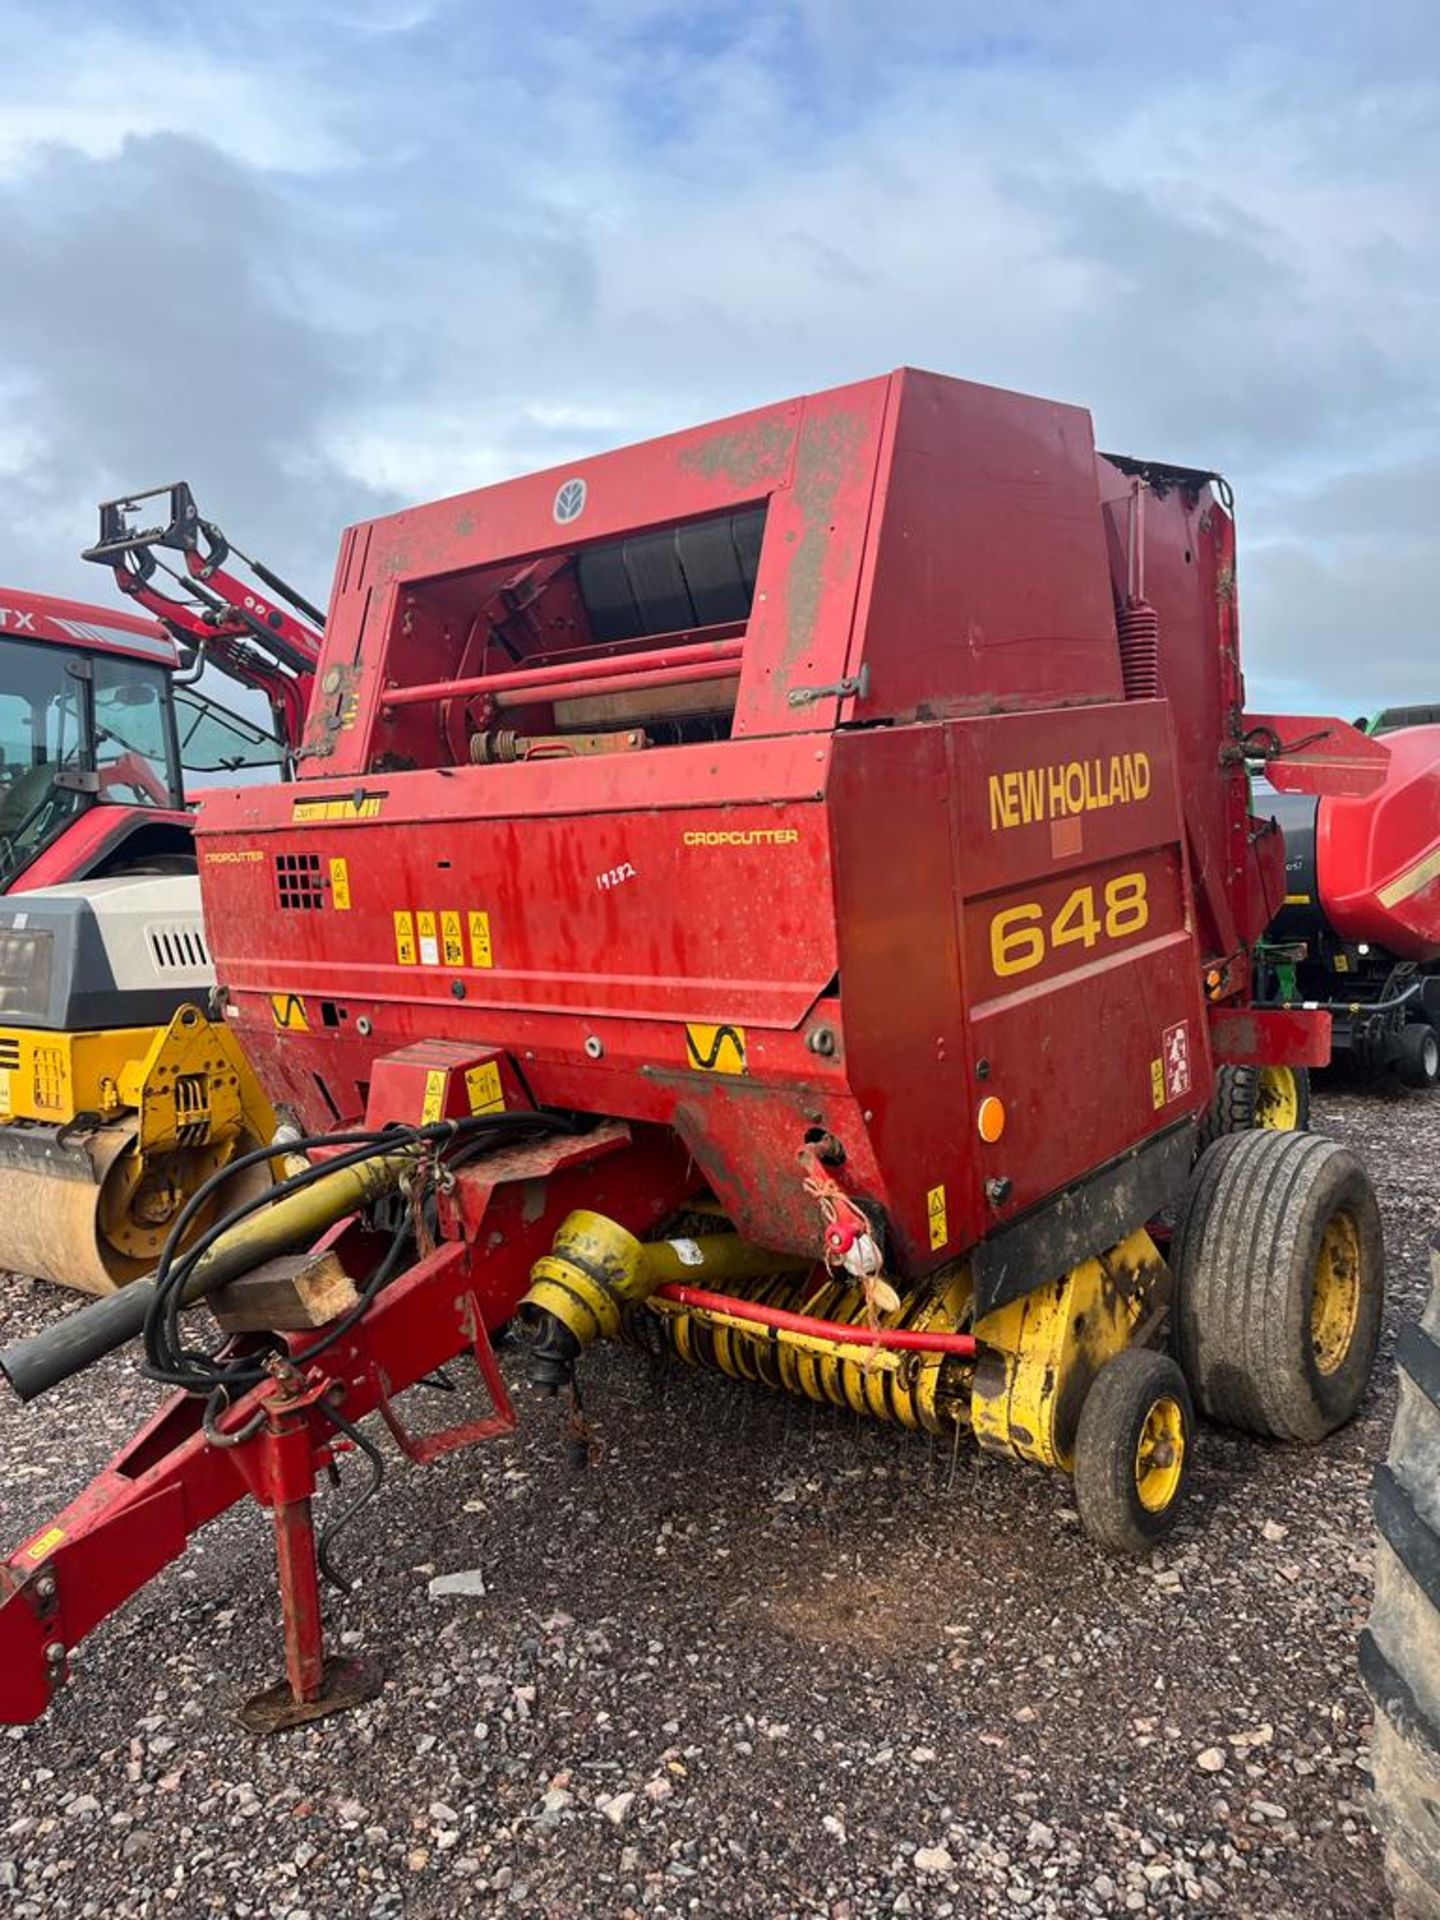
[1172,1131,1384,1443]
[1362,1237,1440,1918]
[1198,1064,1310,1148]
[1072,1348,1193,1556]
[1396,1022,1440,1092]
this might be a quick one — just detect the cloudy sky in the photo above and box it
[0,0,1434,713]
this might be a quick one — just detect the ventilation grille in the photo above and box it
[0,1038,19,1071]
[275,852,324,910]
[148,922,211,972]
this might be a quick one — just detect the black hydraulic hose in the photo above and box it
[145,1134,426,1386]
[147,1112,566,1388]
[0,1110,573,1404]
[0,1135,403,1405]
[148,1166,423,1393]
[315,1393,388,1594]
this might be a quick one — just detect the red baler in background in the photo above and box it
[1262,705,1440,1086]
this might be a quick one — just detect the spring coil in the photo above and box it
[1117,597,1162,701]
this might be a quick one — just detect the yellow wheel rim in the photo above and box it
[1255,1066,1300,1131]
[1312,1208,1362,1375]
[1134,1395,1186,1513]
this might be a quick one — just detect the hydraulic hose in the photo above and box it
[0,1111,567,1404]
[0,1146,418,1404]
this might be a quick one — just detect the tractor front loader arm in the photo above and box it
[0,1120,691,1729]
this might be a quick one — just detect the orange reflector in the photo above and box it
[977,1096,1006,1144]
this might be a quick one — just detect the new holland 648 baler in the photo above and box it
[0,370,1387,1730]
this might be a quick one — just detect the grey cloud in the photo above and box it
[0,4,1434,723]
[0,134,396,608]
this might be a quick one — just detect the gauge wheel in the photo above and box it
[1073,1348,1193,1555]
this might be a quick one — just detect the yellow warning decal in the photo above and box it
[465,1061,505,1115]
[684,1023,747,1074]
[23,1525,65,1563]
[441,910,465,968]
[422,1068,447,1124]
[1284,892,1312,906]
[330,857,351,910]
[417,911,439,967]
[271,993,309,1031]
[468,910,493,969]
[394,911,416,965]
[291,795,383,823]
[0,1069,10,1117]
[1150,1058,1165,1109]
[926,1183,948,1252]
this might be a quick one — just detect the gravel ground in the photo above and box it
[0,1082,1434,1920]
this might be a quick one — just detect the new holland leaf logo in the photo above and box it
[552,476,587,524]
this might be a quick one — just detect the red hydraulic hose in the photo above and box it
[651,1282,977,1356]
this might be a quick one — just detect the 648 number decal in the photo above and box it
[990,871,1149,979]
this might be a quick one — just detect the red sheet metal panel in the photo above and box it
[1317,723,1440,962]
[845,371,1123,723]
[195,370,1273,1281]
[945,701,1212,1227]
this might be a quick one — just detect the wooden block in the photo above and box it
[208,1250,359,1333]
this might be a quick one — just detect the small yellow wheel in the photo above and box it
[1073,1349,1194,1555]
[1254,1065,1307,1132]
[1200,1063,1311,1145]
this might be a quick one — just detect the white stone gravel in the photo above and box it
[0,1080,1432,1917]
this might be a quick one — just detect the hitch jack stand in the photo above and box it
[236,1405,381,1735]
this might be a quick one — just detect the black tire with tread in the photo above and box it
[1173,1130,1384,1443]
[1072,1348,1193,1556]
[1362,1235,1440,1917]
[1198,1063,1311,1148]
[1397,1021,1440,1092]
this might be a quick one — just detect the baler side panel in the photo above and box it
[948,703,1213,1226]
[731,377,893,737]
[1095,464,1282,974]
[846,372,1124,723]
[828,725,978,1267]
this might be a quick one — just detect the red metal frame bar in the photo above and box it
[0,1123,692,1726]
[653,1283,978,1354]
[381,633,744,711]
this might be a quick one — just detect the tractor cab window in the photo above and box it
[0,642,183,889]
[0,639,91,888]
[172,685,288,782]
[92,657,182,808]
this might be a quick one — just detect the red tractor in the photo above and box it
[0,495,324,1292]
[2,481,322,895]
[0,371,1388,1732]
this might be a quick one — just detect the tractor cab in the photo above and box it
[0,588,286,892]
